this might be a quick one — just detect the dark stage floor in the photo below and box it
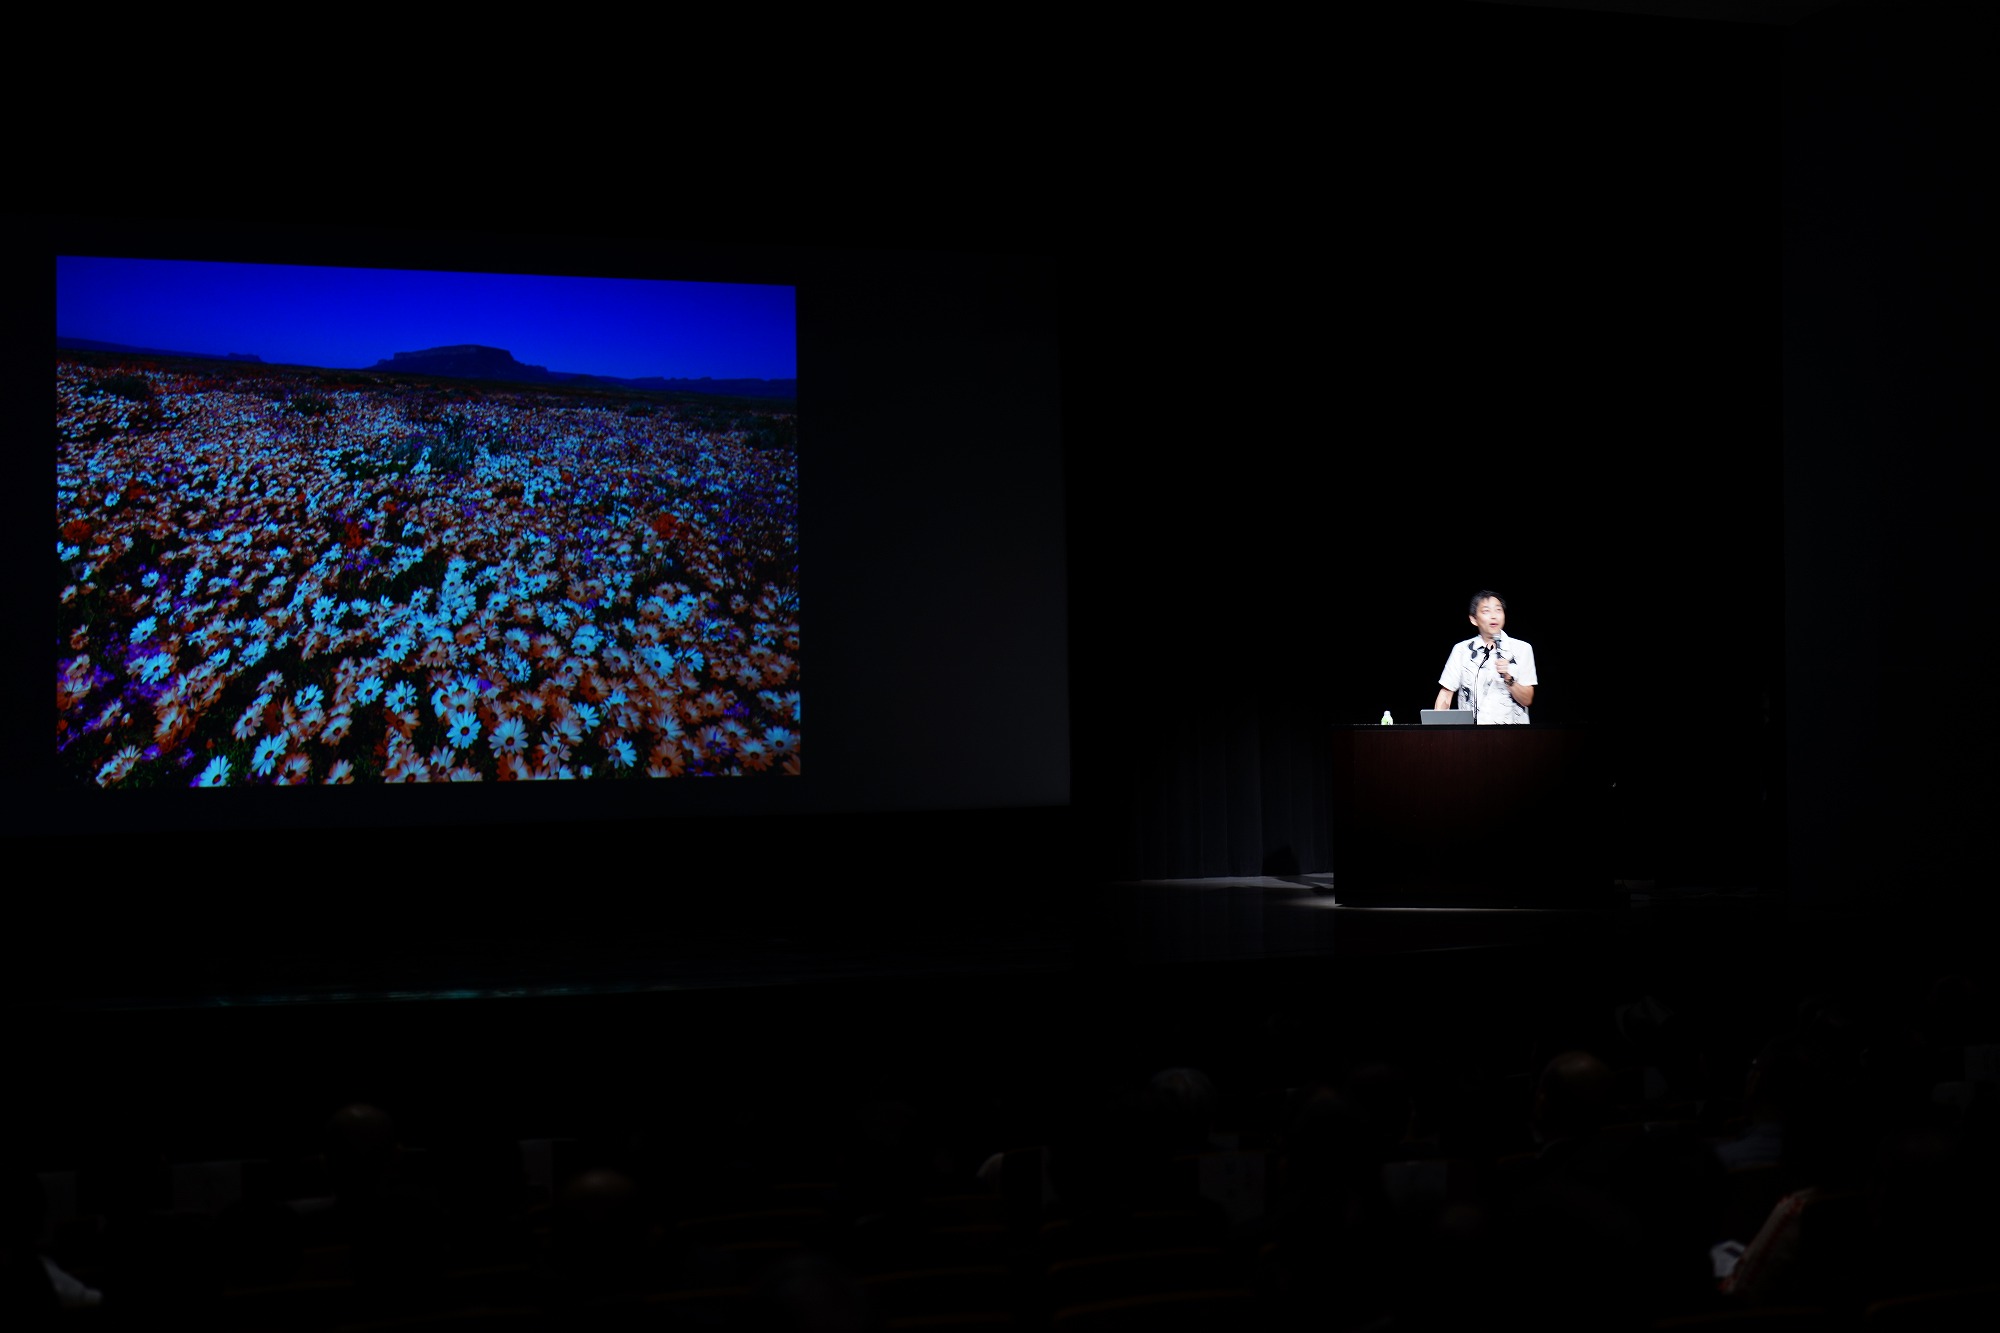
[23,874,1818,1013]
[16,873,1980,1182]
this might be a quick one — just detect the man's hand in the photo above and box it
[1495,655,1516,685]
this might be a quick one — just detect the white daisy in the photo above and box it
[95,746,141,788]
[489,716,528,755]
[252,734,286,776]
[446,711,481,750]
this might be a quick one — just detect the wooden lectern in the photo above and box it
[1329,724,1610,907]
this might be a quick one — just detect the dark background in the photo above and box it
[5,0,1987,1005]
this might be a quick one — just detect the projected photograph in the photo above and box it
[57,258,799,787]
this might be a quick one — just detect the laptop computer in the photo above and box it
[1419,709,1474,725]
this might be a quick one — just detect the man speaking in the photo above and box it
[1433,590,1537,724]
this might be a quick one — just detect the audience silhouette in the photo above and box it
[14,932,1998,1331]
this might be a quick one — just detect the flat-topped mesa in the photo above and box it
[360,346,797,398]
[372,345,551,379]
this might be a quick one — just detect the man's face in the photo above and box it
[1469,597,1506,640]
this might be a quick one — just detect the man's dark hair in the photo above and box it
[1533,1051,1613,1144]
[1469,589,1507,616]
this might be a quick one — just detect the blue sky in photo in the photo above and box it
[57,256,796,381]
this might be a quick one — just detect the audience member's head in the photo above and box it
[550,1169,651,1295]
[1142,1067,1217,1155]
[1532,1052,1614,1147]
[1398,1201,1497,1331]
[323,1103,400,1200]
[1281,1087,1382,1216]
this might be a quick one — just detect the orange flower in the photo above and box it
[649,739,685,778]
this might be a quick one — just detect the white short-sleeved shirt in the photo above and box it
[1438,635,1537,724]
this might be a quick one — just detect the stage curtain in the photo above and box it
[1111,696,1333,881]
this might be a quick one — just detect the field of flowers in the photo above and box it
[57,358,800,786]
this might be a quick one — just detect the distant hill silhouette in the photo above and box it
[373,345,795,398]
[59,336,263,363]
[58,337,795,400]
